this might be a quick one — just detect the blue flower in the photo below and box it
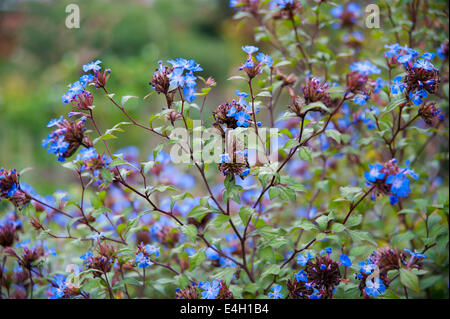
[47,135,70,162]
[386,173,411,198]
[70,81,85,96]
[234,111,250,127]
[135,252,153,268]
[226,106,237,118]
[309,288,322,299]
[398,48,419,64]
[199,280,221,299]
[353,94,368,105]
[168,58,202,72]
[408,89,428,105]
[268,284,284,299]
[169,68,185,88]
[364,164,386,183]
[82,60,102,73]
[236,90,249,98]
[384,43,402,58]
[270,0,294,9]
[61,91,75,105]
[7,183,18,197]
[390,76,405,95]
[404,248,426,260]
[297,252,313,266]
[144,244,160,257]
[339,254,352,267]
[295,269,308,282]
[359,261,376,275]
[389,195,399,205]
[183,86,197,102]
[350,61,381,75]
[242,45,259,56]
[413,59,436,71]
[330,3,361,26]
[374,77,385,93]
[48,275,67,299]
[437,46,445,60]
[256,52,273,67]
[76,147,98,161]
[401,161,419,180]
[79,74,93,86]
[80,251,93,266]
[47,116,64,128]
[420,52,436,60]
[364,278,386,297]
[220,154,231,164]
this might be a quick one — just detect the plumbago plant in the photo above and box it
[0,1,449,300]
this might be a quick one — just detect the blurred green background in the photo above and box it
[0,0,254,192]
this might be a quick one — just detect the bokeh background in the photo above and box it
[0,0,258,192]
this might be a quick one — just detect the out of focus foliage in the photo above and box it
[0,0,245,192]
[0,0,449,300]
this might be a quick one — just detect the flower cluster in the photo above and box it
[385,44,440,105]
[47,274,84,299]
[229,0,260,13]
[213,90,260,129]
[80,243,117,278]
[364,159,419,205]
[0,217,21,248]
[166,58,203,102]
[284,248,351,299]
[62,60,109,107]
[134,242,160,269]
[357,247,425,298]
[42,117,92,162]
[77,147,113,187]
[270,0,303,19]
[218,149,250,179]
[347,60,381,105]
[239,45,273,79]
[175,280,234,299]
[0,169,30,209]
[330,3,361,28]
[5,240,56,270]
[418,101,445,127]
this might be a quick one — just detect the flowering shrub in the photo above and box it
[0,0,448,299]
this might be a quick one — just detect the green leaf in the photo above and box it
[213,267,235,285]
[239,206,254,225]
[400,268,420,293]
[256,91,272,98]
[284,139,300,150]
[298,146,312,162]
[259,246,275,262]
[349,230,377,246]
[211,214,230,229]
[181,224,197,242]
[189,249,206,271]
[345,214,362,227]
[227,75,247,81]
[326,129,342,144]
[268,187,280,200]
[331,223,346,233]
[339,186,363,202]
[302,101,330,114]
[382,96,407,114]
[121,95,137,105]
[261,264,281,279]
